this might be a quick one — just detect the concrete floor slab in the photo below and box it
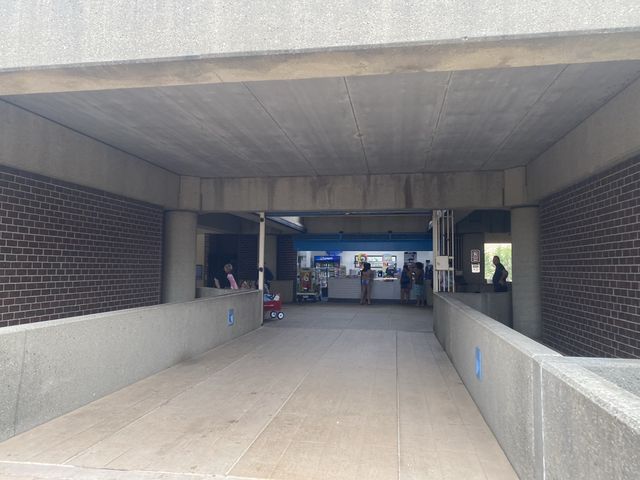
[0,304,518,480]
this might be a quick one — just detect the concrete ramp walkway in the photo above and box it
[0,305,517,480]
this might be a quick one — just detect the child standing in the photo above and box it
[224,264,239,290]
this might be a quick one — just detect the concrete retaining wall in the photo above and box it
[434,293,559,480]
[434,293,640,480]
[196,287,238,298]
[541,359,640,480]
[0,290,262,443]
[449,291,512,327]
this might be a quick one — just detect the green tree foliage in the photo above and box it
[484,243,513,282]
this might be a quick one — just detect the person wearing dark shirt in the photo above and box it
[400,264,412,304]
[492,256,509,292]
[261,266,275,292]
[264,266,274,284]
[413,262,426,307]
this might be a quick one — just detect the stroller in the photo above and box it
[263,293,285,320]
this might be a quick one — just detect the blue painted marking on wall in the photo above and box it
[475,347,482,380]
[227,309,235,326]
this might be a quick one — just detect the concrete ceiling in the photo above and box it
[3,60,640,178]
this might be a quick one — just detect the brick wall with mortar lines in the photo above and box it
[277,235,297,281]
[540,156,640,358]
[0,167,163,327]
[236,235,258,283]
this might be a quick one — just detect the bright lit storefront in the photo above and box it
[293,234,433,303]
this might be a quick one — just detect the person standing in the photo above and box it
[224,263,239,290]
[492,256,509,292]
[413,262,425,307]
[400,264,412,304]
[360,262,374,305]
[264,266,274,290]
[258,266,274,293]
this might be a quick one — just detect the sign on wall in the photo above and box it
[404,251,417,267]
[471,249,481,274]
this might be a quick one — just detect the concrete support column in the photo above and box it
[511,206,542,339]
[258,212,265,292]
[163,210,198,303]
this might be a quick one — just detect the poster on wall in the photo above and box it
[354,253,368,268]
[299,268,313,291]
[471,249,481,263]
[382,254,394,267]
[404,251,417,267]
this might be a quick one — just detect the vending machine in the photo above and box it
[314,255,341,299]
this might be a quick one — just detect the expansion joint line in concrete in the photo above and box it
[0,460,262,480]
[62,328,284,465]
[224,328,347,477]
[11,333,28,439]
[242,82,319,176]
[480,64,569,171]
[424,71,452,172]
[343,77,370,174]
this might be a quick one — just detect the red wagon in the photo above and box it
[263,293,285,320]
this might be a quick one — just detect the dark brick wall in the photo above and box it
[237,235,258,282]
[540,156,640,358]
[277,235,297,281]
[0,167,163,327]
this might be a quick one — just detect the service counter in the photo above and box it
[328,277,416,301]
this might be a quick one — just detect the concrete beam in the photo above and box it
[178,176,201,211]
[0,100,179,208]
[2,32,640,95]
[201,171,504,213]
[197,213,299,235]
[303,215,429,234]
[2,1,640,72]
[198,213,245,234]
[504,167,528,207]
[527,75,640,202]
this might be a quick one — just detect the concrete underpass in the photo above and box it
[1,2,640,480]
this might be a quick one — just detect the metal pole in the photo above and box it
[258,212,265,292]
[451,211,455,292]
[432,210,438,293]
[446,210,450,292]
